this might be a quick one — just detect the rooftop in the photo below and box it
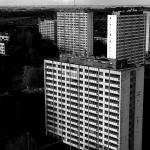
[46,54,136,71]
[57,8,93,13]
[112,10,144,15]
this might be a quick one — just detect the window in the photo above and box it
[110,74,120,79]
[105,73,109,76]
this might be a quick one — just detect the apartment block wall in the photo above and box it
[39,18,56,41]
[57,11,93,56]
[44,59,123,150]
[0,35,9,42]
[87,12,93,56]
[0,43,5,55]
[134,66,144,150]
[107,13,146,65]
[107,15,117,59]
[120,66,144,150]
[145,12,150,53]
[0,34,9,55]
[44,58,144,150]
[120,69,131,150]
[145,11,150,54]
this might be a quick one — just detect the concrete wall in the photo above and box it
[145,12,150,53]
[120,70,130,150]
[134,66,144,150]
[107,15,117,59]
[120,66,144,150]
[87,12,93,56]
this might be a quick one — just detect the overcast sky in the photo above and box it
[0,0,150,6]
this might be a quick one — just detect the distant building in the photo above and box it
[0,33,9,55]
[0,33,9,42]
[107,11,146,65]
[44,55,144,150]
[0,43,5,55]
[144,11,150,54]
[57,10,93,56]
[38,18,57,42]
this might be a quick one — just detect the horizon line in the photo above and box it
[0,4,150,8]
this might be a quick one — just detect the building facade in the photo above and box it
[0,43,5,55]
[107,11,146,65]
[57,10,93,56]
[38,18,56,42]
[0,33,9,55]
[0,35,9,42]
[144,11,150,54]
[44,56,144,150]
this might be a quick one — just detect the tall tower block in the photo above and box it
[57,10,93,56]
[107,11,146,65]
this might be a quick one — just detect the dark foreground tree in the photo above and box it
[7,27,59,68]
[0,55,12,92]
[5,133,38,150]
[93,40,107,57]
[23,66,43,90]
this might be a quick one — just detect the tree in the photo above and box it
[5,133,38,150]
[0,55,12,92]
[26,47,42,67]
[93,40,107,57]
[23,66,43,90]
[7,27,59,67]
[39,39,59,59]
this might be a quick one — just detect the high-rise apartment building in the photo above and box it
[57,10,93,56]
[44,55,144,150]
[107,11,146,65]
[38,18,56,42]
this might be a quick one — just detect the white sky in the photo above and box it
[0,0,150,6]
